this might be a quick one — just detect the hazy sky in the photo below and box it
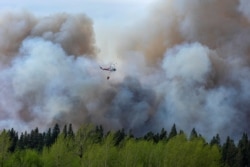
[0,0,154,23]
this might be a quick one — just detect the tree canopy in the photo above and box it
[0,123,248,167]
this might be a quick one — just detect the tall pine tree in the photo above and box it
[237,133,249,167]
[222,136,238,167]
[168,124,177,140]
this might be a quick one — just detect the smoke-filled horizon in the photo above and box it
[0,0,250,140]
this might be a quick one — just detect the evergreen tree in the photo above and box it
[128,129,134,138]
[68,123,74,138]
[37,132,44,151]
[168,124,177,139]
[29,127,40,150]
[45,128,52,147]
[23,131,29,149]
[144,131,155,141]
[153,133,160,143]
[17,132,25,150]
[189,128,198,140]
[210,134,221,147]
[62,124,67,138]
[159,128,167,141]
[52,124,60,143]
[94,125,103,143]
[222,136,238,167]
[237,133,249,167]
[113,128,126,146]
[179,130,184,134]
[8,128,18,152]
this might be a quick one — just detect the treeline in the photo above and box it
[0,124,249,167]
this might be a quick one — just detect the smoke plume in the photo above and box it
[0,0,250,140]
[117,0,250,139]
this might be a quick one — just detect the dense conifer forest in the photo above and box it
[0,124,249,167]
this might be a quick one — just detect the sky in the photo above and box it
[0,0,154,22]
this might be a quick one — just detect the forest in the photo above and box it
[0,123,249,167]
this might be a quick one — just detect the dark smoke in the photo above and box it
[1,0,250,140]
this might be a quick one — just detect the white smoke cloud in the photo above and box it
[0,37,101,131]
[163,42,212,84]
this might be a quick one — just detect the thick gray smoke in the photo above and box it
[1,0,250,140]
[116,0,250,139]
[0,12,98,131]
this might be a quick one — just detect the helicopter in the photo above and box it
[100,63,117,80]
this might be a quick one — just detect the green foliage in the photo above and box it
[74,124,97,158]
[82,132,119,167]
[2,123,250,167]
[6,149,43,167]
[42,135,80,167]
[164,134,221,167]
[120,139,160,167]
[0,130,11,167]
